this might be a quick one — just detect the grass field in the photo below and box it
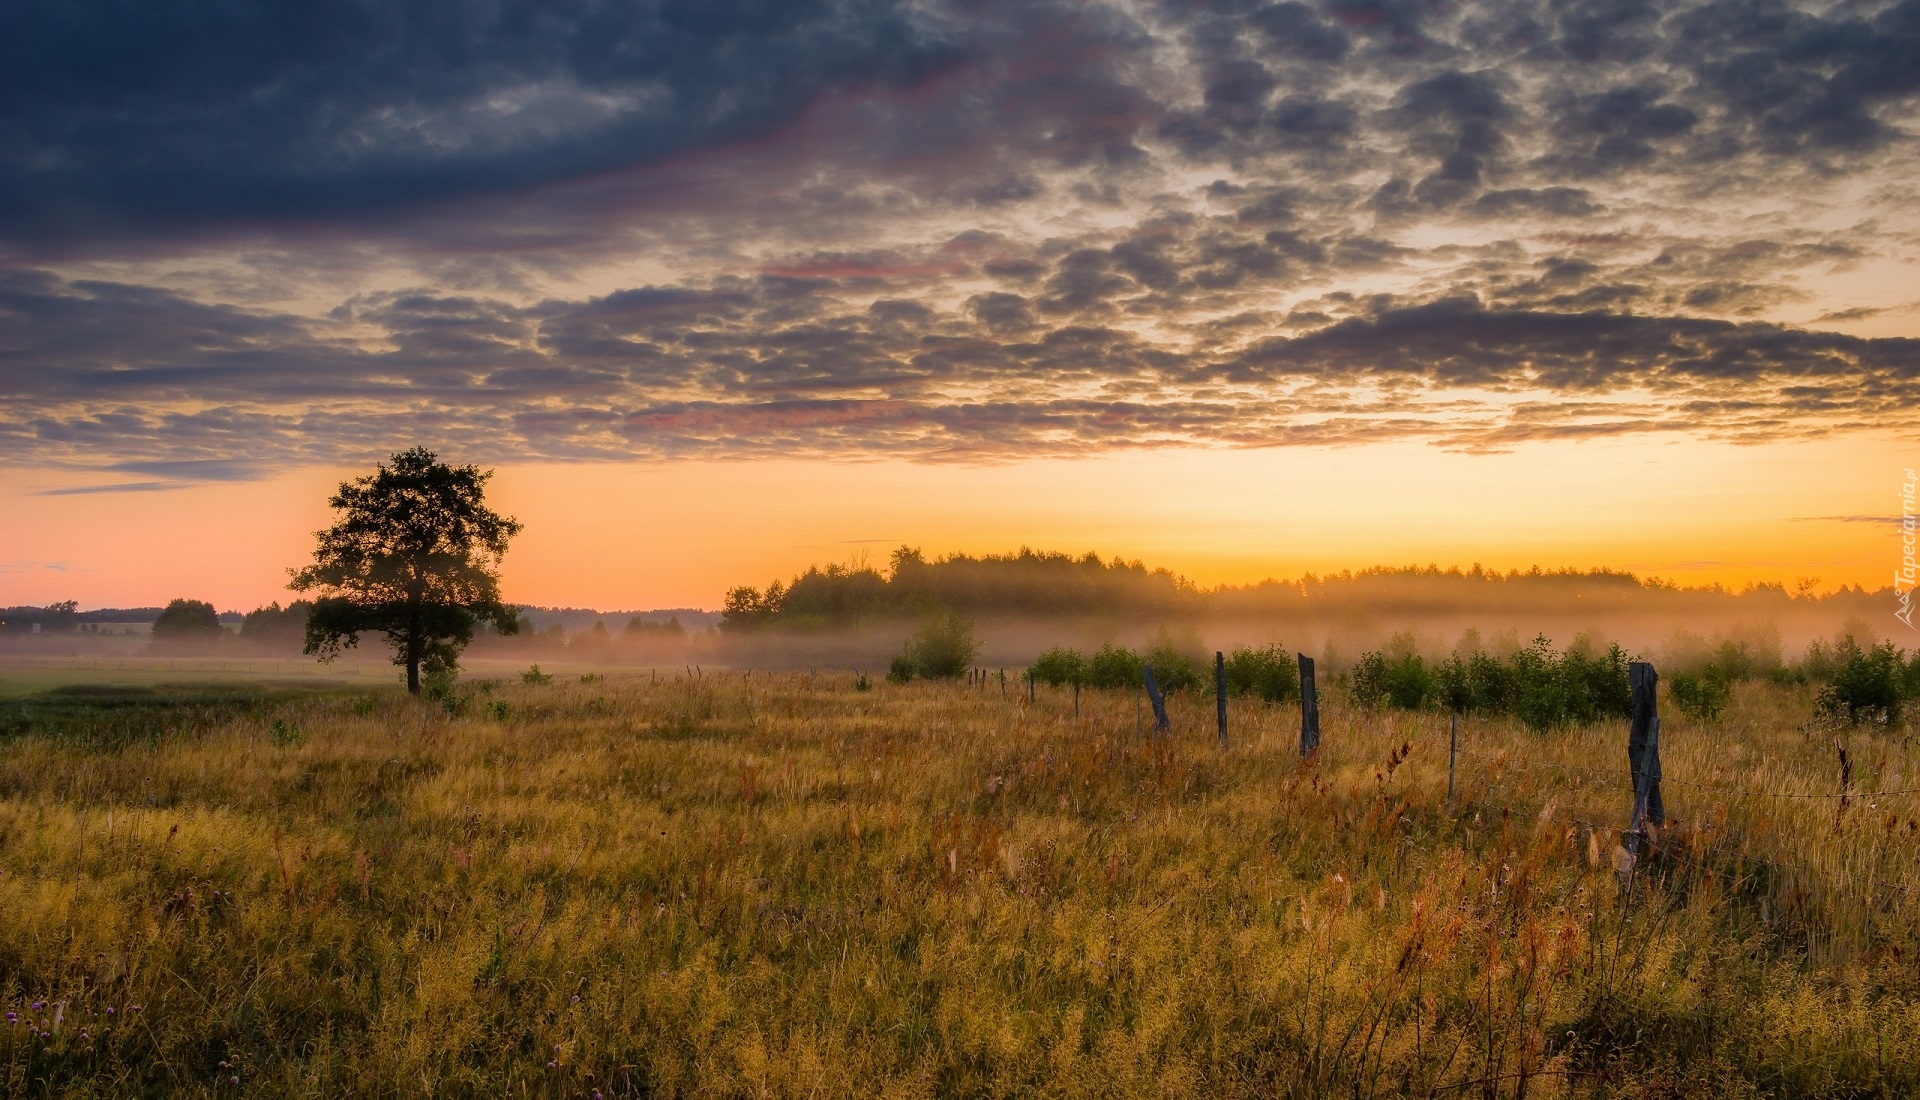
[1,671,1916,1097]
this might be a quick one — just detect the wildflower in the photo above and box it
[106,1006,115,1015]
[571,994,580,1003]
[231,1076,240,1086]
[547,1061,558,1069]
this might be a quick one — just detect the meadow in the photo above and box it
[0,668,1916,1097]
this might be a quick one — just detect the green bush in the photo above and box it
[1029,646,1086,687]
[1669,670,1732,722]
[1359,634,1633,732]
[1817,639,1905,724]
[1436,651,1517,714]
[888,611,978,682]
[1142,642,1200,693]
[521,665,553,685]
[1222,644,1298,703]
[1085,643,1142,689]
[1351,649,1436,710]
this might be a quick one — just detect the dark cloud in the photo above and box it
[3,0,1919,473]
[0,0,968,243]
[3,268,1916,470]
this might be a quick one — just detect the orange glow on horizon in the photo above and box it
[1,432,1904,612]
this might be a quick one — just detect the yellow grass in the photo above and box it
[1,673,1916,1097]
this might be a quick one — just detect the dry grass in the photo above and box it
[1,672,1916,1097]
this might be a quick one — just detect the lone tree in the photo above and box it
[291,447,522,693]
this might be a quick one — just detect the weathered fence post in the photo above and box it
[1627,661,1665,856]
[1000,668,1007,697]
[1074,679,1080,717]
[1448,710,1458,809]
[1027,671,1035,704]
[1838,743,1852,813]
[1298,653,1320,757]
[1143,665,1170,736]
[1215,651,1228,749]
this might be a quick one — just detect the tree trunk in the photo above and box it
[406,594,423,694]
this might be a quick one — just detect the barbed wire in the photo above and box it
[1439,741,1920,800]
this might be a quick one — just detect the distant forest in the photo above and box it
[721,546,1874,630]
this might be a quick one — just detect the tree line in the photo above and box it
[722,549,1876,631]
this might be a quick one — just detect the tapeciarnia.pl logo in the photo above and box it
[1900,467,1917,630]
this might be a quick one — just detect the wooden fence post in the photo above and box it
[1448,711,1457,809]
[1074,679,1080,717]
[1143,665,1170,735]
[1298,653,1320,757]
[1838,744,1852,812]
[1628,661,1664,854]
[1215,651,1228,749]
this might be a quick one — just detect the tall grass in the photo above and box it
[0,674,1916,1096]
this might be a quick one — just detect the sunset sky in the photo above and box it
[2,0,1915,611]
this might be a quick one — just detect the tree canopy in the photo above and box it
[290,447,521,693]
[151,598,223,641]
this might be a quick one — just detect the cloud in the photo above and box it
[2,268,1915,466]
[1795,515,1917,527]
[2,0,1919,471]
[33,481,189,496]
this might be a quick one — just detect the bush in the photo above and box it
[1817,639,1905,724]
[1085,643,1142,689]
[1142,640,1200,693]
[1029,646,1085,687]
[1222,644,1298,703]
[1669,670,1732,722]
[1360,634,1634,732]
[1436,651,1516,714]
[1351,649,1435,710]
[888,611,978,682]
[521,665,553,685]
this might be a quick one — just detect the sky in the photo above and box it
[2,0,1916,611]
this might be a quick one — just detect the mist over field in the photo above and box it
[8,550,1894,685]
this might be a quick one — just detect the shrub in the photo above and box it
[521,665,553,685]
[1142,638,1200,693]
[1817,639,1905,724]
[1560,640,1633,724]
[1084,643,1142,689]
[1669,670,1732,722]
[1363,634,1633,732]
[1222,644,1298,703]
[1435,651,1516,714]
[889,611,978,681]
[1029,646,1086,687]
[1351,649,1435,710]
